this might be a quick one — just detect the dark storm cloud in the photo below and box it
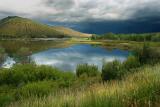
[130,2,160,22]
[76,20,160,34]
[0,0,160,33]
[44,8,160,34]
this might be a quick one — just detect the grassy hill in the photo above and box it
[53,26,92,38]
[0,16,91,38]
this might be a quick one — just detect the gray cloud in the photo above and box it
[0,0,160,22]
[131,3,160,21]
[45,0,75,9]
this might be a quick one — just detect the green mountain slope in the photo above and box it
[0,16,66,38]
[0,16,91,38]
[53,26,92,38]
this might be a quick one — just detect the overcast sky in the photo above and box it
[0,0,160,34]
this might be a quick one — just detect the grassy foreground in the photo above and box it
[7,64,160,107]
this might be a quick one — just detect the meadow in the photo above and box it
[0,41,159,107]
[7,63,160,107]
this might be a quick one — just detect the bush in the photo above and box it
[0,64,73,86]
[102,56,141,81]
[0,64,37,86]
[102,60,122,81]
[35,65,62,81]
[57,72,76,87]
[123,55,140,70]
[76,64,99,77]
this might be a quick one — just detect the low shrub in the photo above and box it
[123,55,140,70]
[0,64,74,87]
[57,72,76,87]
[76,64,99,77]
[102,60,122,81]
[101,55,141,81]
[0,64,37,86]
[34,65,62,81]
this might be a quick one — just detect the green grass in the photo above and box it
[0,39,159,107]
[7,64,160,107]
[0,43,159,107]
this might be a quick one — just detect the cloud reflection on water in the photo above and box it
[31,44,130,72]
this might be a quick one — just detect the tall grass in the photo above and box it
[8,64,160,107]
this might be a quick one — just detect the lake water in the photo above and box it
[29,44,130,72]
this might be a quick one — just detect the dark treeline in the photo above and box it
[91,32,160,42]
